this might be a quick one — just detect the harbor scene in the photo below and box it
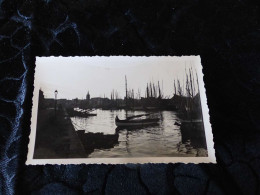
[33,57,208,159]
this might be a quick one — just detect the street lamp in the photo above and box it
[54,90,58,118]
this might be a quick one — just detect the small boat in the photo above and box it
[67,108,97,117]
[81,110,97,116]
[115,116,160,127]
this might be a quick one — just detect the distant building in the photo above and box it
[90,97,110,108]
[86,91,90,100]
[38,89,45,109]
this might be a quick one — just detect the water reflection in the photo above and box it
[76,130,119,156]
[70,109,207,157]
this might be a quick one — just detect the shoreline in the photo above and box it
[33,106,87,159]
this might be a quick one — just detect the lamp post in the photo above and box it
[54,90,58,118]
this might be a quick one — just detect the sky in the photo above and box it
[35,56,201,100]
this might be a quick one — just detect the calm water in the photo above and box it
[71,109,207,157]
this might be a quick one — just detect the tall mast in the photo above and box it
[158,81,161,98]
[125,75,128,107]
[174,80,176,96]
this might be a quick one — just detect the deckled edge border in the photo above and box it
[26,55,216,165]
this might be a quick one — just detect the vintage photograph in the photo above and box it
[27,56,215,164]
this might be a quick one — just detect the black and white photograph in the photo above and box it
[27,56,215,164]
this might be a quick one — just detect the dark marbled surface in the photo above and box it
[0,0,259,194]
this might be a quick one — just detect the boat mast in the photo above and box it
[125,75,128,108]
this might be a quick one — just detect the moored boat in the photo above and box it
[67,108,97,117]
[115,116,160,127]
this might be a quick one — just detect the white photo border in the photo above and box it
[26,56,216,165]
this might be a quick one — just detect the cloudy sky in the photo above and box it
[36,56,201,100]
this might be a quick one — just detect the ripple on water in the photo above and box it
[71,109,207,157]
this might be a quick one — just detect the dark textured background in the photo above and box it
[0,0,259,194]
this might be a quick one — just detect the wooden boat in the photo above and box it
[115,116,160,127]
[67,108,97,117]
[71,111,97,117]
[81,110,97,116]
[76,130,119,155]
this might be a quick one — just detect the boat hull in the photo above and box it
[116,121,159,127]
[67,108,97,117]
[115,118,160,127]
